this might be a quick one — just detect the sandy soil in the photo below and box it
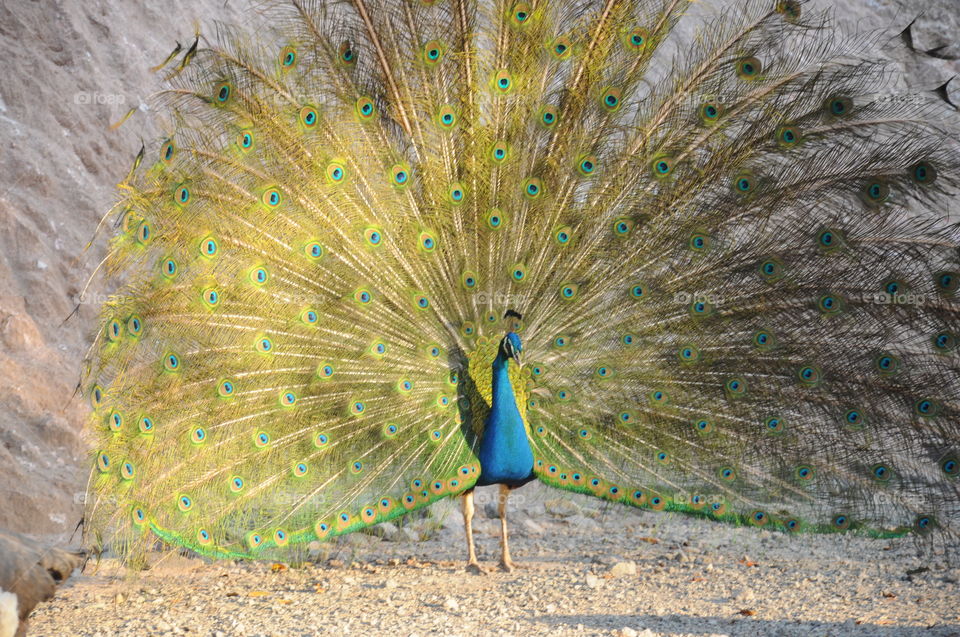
[27,486,960,637]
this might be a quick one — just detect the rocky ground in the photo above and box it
[28,486,960,637]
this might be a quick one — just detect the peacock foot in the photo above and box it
[465,561,486,575]
[499,559,518,573]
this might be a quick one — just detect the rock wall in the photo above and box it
[0,0,956,539]
[0,0,245,538]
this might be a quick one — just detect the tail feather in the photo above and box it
[82,0,960,563]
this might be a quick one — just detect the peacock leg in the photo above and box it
[498,484,517,572]
[461,489,483,573]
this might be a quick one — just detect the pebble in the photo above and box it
[565,514,602,532]
[609,561,637,577]
[521,518,545,535]
[544,498,581,518]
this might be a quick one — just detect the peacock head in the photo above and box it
[500,331,523,366]
[500,310,523,366]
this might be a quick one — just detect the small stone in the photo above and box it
[591,554,616,566]
[441,513,465,531]
[443,597,460,612]
[345,532,378,548]
[609,561,637,577]
[618,628,638,637]
[472,518,499,537]
[585,573,602,589]
[544,498,581,518]
[521,518,545,535]
[378,522,402,541]
[399,527,420,542]
[1,313,44,350]
[565,515,602,533]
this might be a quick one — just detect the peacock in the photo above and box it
[82,0,960,573]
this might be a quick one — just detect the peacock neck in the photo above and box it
[476,352,534,486]
[490,353,519,418]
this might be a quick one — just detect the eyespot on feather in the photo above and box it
[279,45,297,69]
[423,40,445,66]
[550,36,573,59]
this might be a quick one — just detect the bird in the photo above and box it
[0,530,84,637]
[81,0,960,573]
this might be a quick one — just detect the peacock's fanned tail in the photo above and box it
[84,0,960,562]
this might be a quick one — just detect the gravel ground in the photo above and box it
[27,485,960,637]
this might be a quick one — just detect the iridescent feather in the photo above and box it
[83,0,960,566]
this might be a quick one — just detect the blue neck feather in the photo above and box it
[476,351,535,486]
